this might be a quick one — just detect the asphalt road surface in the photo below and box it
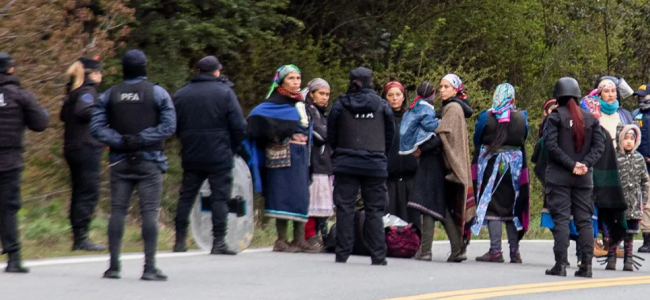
[1,240,649,300]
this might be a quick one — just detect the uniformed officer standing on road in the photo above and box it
[327,67,395,266]
[60,57,106,252]
[0,52,49,273]
[544,77,605,278]
[172,56,247,255]
[91,49,176,281]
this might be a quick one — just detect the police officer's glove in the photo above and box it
[122,134,145,151]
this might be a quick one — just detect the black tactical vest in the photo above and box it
[0,80,25,149]
[62,84,104,149]
[555,106,595,163]
[107,80,163,151]
[338,104,385,152]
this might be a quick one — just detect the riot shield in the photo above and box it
[190,156,254,252]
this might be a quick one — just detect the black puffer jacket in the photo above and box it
[173,73,247,171]
[0,74,49,171]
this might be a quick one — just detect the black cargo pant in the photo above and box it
[108,160,162,272]
[0,168,22,255]
[64,146,103,233]
[175,168,232,240]
[546,183,594,263]
[334,173,387,262]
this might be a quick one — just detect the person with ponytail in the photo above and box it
[383,81,419,226]
[544,77,605,278]
[471,83,530,264]
[60,57,106,252]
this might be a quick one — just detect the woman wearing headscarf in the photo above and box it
[580,85,629,258]
[302,78,334,247]
[60,57,106,252]
[472,83,530,264]
[590,77,634,145]
[409,74,473,262]
[246,64,320,253]
[383,81,419,225]
[544,77,605,278]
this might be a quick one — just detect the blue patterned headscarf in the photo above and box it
[266,64,301,99]
[489,83,516,123]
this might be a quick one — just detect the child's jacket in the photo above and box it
[398,100,439,155]
[616,123,648,220]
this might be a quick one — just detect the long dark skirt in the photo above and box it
[264,143,310,222]
[386,177,413,221]
[408,151,447,221]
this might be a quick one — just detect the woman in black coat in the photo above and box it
[544,77,605,278]
[382,81,419,226]
[60,57,106,252]
[303,78,334,246]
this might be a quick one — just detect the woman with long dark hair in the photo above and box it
[472,83,530,264]
[544,77,605,278]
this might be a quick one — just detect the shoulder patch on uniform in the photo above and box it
[81,93,94,104]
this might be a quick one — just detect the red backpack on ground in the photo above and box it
[385,224,420,258]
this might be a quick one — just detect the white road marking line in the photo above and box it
[2,240,644,268]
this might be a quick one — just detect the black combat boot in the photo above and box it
[172,230,187,253]
[575,253,593,278]
[141,268,168,281]
[72,228,105,251]
[545,252,567,277]
[5,252,29,273]
[210,236,237,255]
[638,233,650,253]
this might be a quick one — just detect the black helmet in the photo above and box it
[553,77,581,100]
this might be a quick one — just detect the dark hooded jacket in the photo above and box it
[0,73,49,172]
[327,67,395,178]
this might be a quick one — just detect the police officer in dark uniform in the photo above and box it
[172,56,247,254]
[91,50,176,281]
[0,52,49,273]
[327,67,395,265]
[544,77,605,278]
[60,57,106,252]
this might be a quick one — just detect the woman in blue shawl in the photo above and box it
[246,64,320,253]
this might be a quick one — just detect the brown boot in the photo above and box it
[292,221,321,253]
[594,238,608,257]
[415,250,432,261]
[273,239,300,253]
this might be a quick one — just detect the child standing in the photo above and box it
[612,123,648,271]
